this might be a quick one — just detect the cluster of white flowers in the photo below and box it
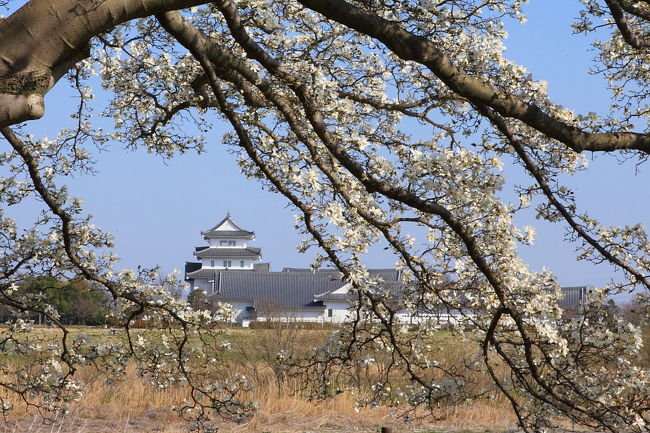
[1,0,650,431]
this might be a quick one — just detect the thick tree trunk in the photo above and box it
[0,0,207,128]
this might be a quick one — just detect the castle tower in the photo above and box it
[185,214,262,291]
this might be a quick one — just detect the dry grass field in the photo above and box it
[1,371,517,433]
[0,325,548,433]
[1,377,516,433]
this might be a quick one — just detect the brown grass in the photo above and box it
[0,374,516,433]
[0,327,518,433]
[236,387,515,433]
[1,366,516,433]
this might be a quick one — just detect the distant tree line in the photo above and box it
[0,276,111,326]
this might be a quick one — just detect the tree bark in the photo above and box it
[296,0,650,155]
[2,0,650,155]
[0,0,208,128]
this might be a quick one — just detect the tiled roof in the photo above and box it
[316,284,586,311]
[202,215,254,239]
[185,261,202,274]
[558,286,587,310]
[186,268,218,279]
[281,268,402,282]
[315,280,404,301]
[314,293,350,301]
[187,266,586,313]
[203,230,255,238]
[194,247,261,259]
[208,271,347,310]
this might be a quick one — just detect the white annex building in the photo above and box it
[185,215,587,326]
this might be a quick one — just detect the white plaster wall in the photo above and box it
[193,279,212,293]
[319,302,471,325]
[201,258,255,269]
[216,220,238,231]
[207,238,249,248]
[394,310,470,324]
[322,301,351,323]
[225,301,255,324]
[232,260,254,269]
[256,310,325,323]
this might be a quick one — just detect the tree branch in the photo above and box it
[605,0,650,49]
[0,0,210,127]
[296,0,650,154]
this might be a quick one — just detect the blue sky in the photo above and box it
[503,1,649,291]
[4,0,648,293]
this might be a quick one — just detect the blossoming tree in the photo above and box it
[0,0,649,431]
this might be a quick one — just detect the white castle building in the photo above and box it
[185,214,404,325]
[185,215,587,326]
[185,214,263,292]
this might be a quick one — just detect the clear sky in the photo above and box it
[3,0,648,294]
[503,1,649,292]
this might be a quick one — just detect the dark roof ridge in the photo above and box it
[196,246,261,252]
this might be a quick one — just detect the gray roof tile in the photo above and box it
[315,283,585,312]
[194,247,261,259]
[281,268,401,282]
[186,268,219,279]
[208,271,347,310]
[558,286,587,310]
[315,280,404,301]
[187,265,586,313]
[185,261,202,274]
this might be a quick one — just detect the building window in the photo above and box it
[327,309,333,318]
[220,240,228,246]
[228,240,236,246]
[240,260,244,267]
[223,260,231,267]
[210,260,214,267]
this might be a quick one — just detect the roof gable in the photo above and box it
[201,214,254,239]
[316,282,352,297]
[184,261,202,274]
